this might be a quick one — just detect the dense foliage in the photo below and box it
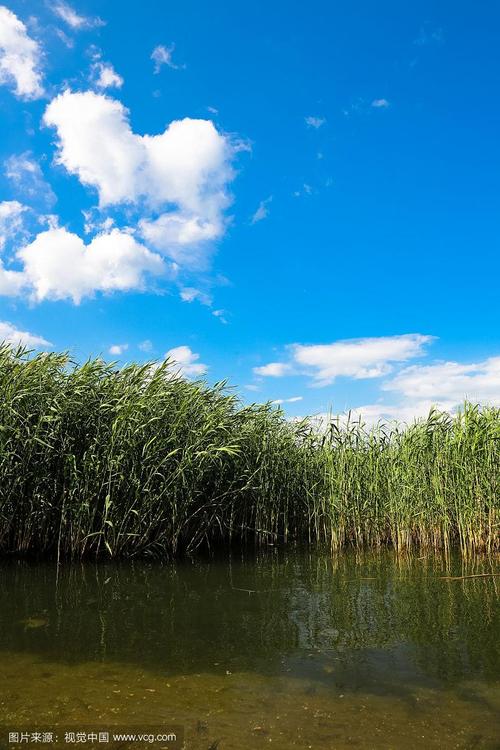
[0,347,498,558]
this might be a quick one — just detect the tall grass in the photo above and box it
[0,346,498,558]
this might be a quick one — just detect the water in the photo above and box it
[0,549,499,749]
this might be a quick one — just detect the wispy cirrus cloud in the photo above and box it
[180,287,212,306]
[50,2,104,30]
[151,44,184,73]
[414,25,444,47]
[5,152,57,208]
[0,201,26,250]
[305,115,325,129]
[251,196,272,224]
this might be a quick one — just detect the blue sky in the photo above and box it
[0,0,499,422]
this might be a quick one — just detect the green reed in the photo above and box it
[0,347,497,558]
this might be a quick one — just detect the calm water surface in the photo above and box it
[0,549,499,749]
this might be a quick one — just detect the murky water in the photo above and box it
[0,550,499,749]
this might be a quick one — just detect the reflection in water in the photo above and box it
[0,550,499,748]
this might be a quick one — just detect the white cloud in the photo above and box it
[293,183,313,198]
[139,213,223,267]
[151,44,183,73]
[332,401,443,427]
[253,362,292,377]
[17,226,165,303]
[54,27,74,48]
[0,320,50,348]
[383,357,500,407]
[320,355,500,427]
[91,61,123,89]
[255,334,433,386]
[180,287,212,306]
[271,396,303,405]
[82,209,114,235]
[305,116,326,129]
[414,26,444,46]
[0,262,25,296]
[212,309,227,324]
[371,98,390,108]
[0,6,44,99]
[43,90,235,268]
[291,334,433,386]
[5,152,57,208]
[0,200,26,249]
[165,345,207,378]
[251,196,272,224]
[51,2,104,30]
[138,339,153,352]
[108,343,128,355]
[43,91,143,206]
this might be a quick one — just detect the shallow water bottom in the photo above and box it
[2,652,500,749]
[1,550,499,748]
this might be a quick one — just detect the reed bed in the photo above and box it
[0,347,498,558]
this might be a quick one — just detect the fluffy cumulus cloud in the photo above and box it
[254,362,292,377]
[0,84,238,304]
[0,320,50,348]
[108,343,128,355]
[256,334,433,386]
[0,5,44,99]
[50,2,104,30]
[43,90,235,267]
[16,226,165,303]
[165,345,207,378]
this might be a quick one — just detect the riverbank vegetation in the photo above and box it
[0,347,498,558]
